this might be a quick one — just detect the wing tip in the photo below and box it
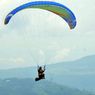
[4,20,8,25]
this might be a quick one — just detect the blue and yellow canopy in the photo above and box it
[4,1,76,29]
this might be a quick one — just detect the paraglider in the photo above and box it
[4,1,76,29]
[4,1,77,81]
[35,65,46,81]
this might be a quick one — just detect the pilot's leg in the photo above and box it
[42,74,45,79]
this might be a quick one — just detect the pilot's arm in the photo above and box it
[43,65,46,71]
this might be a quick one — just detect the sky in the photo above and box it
[0,0,95,69]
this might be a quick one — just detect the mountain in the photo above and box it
[0,78,93,95]
[0,55,95,93]
[47,55,95,92]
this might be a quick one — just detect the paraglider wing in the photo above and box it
[4,1,76,29]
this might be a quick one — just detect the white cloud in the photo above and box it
[39,49,45,56]
[0,57,25,64]
[37,49,46,65]
[0,57,26,69]
[52,48,71,63]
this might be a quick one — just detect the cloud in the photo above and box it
[52,48,71,62]
[0,57,25,64]
[0,57,26,69]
